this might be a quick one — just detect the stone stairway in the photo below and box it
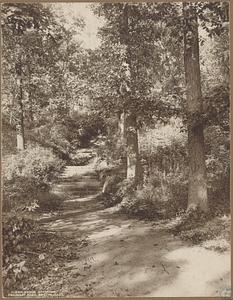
[52,165,102,210]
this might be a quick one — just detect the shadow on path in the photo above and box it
[40,163,231,297]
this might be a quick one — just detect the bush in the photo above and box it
[205,125,230,214]
[2,146,65,212]
[99,174,125,207]
[2,214,88,295]
[120,183,160,219]
[69,150,95,166]
[119,170,188,220]
[36,191,64,212]
[2,215,38,292]
[170,209,230,248]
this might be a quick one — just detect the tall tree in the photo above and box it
[2,3,85,155]
[1,3,54,150]
[183,2,208,211]
[90,3,175,184]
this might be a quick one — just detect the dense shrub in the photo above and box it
[171,208,230,248]
[2,214,88,295]
[36,191,64,212]
[119,171,188,219]
[2,215,38,292]
[2,146,65,212]
[2,119,17,156]
[69,150,95,166]
[120,183,160,219]
[205,125,230,215]
[27,112,106,161]
[99,173,126,207]
[139,122,187,175]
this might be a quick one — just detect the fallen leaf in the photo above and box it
[39,254,45,260]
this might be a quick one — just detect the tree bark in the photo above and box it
[117,110,127,172]
[118,110,126,142]
[121,4,141,185]
[28,66,34,127]
[183,3,208,212]
[16,61,25,151]
[125,113,141,185]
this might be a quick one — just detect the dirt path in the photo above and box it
[41,162,231,297]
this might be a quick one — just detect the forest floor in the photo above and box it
[36,160,231,297]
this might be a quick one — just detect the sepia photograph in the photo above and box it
[1,1,231,297]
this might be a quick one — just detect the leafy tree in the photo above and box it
[2,3,86,156]
[1,3,57,150]
[183,2,208,211]
[90,3,184,184]
[182,2,229,212]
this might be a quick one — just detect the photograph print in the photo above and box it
[1,1,231,297]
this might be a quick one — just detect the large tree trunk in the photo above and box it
[16,62,25,151]
[125,113,141,185]
[121,4,141,185]
[183,3,208,212]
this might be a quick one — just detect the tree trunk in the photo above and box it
[117,110,127,172]
[121,4,141,185]
[118,110,126,142]
[183,3,208,212]
[125,113,141,185]
[28,66,34,127]
[16,62,25,151]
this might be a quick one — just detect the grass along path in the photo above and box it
[39,161,231,297]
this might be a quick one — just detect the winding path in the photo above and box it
[41,160,231,297]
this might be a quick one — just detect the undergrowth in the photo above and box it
[170,208,230,251]
[2,214,88,296]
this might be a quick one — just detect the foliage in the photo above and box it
[69,150,95,166]
[140,121,187,175]
[171,208,230,248]
[205,125,230,214]
[2,3,87,157]
[3,146,65,211]
[36,192,64,212]
[88,3,184,128]
[2,214,88,296]
[2,215,37,292]
[99,174,125,207]
[4,146,64,182]
[119,170,188,219]
[95,119,126,166]
[23,112,106,161]
[120,182,160,219]
[2,120,17,156]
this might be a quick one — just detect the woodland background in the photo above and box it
[1,2,230,295]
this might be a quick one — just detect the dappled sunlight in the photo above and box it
[60,161,97,178]
[148,246,231,296]
[91,252,110,266]
[40,163,231,297]
[117,267,151,288]
[89,226,123,241]
[64,194,98,203]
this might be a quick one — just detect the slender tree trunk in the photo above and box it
[117,110,127,171]
[125,113,141,184]
[118,110,126,141]
[28,67,33,127]
[183,3,208,212]
[122,4,141,185]
[16,61,25,151]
